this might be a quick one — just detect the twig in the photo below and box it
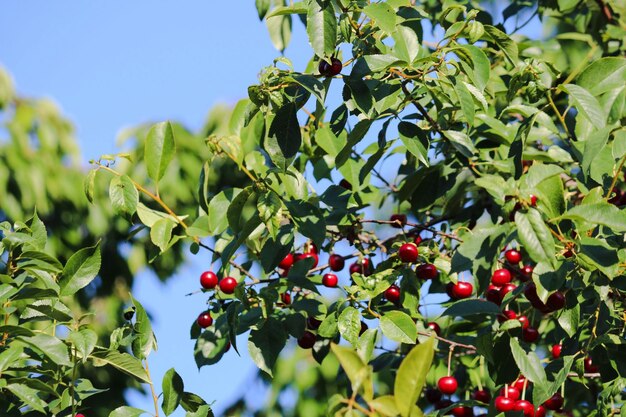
[144,359,160,417]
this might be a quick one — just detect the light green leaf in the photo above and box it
[363,3,397,34]
[370,395,399,417]
[69,329,98,361]
[109,406,147,417]
[6,383,47,413]
[558,202,626,232]
[562,84,607,129]
[444,130,476,157]
[577,57,626,96]
[455,80,475,125]
[393,25,419,63]
[306,0,337,58]
[315,126,343,157]
[330,343,374,401]
[558,304,579,337]
[109,175,139,216]
[266,1,292,52]
[515,209,556,267]
[131,293,156,360]
[90,350,150,383]
[380,310,417,344]
[19,333,71,366]
[58,241,101,297]
[84,169,97,204]
[484,25,518,64]
[509,337,548,387]
[338,306,361,345]
[145,121,175,183]
[248,317,287,376]
[394,337,435,417]
[150,218,175,252]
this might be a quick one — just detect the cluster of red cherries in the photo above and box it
[195,271,238,328]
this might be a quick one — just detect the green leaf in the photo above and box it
[509,337,548,387]
[454,80,475,125]
[315,125,343,157]
[109,174,139,216]
[19,333,71,366]
[453,45,490,91]
[69,329,98,361]
[150,218,175,252]
[577,57,626,96]
[379,311,417,344]
[484,25,518,64]
[398,122,429,166]
[442,299,501,317]
[330,343,374,401]
[6,383,47,413]
[266,2,307,18]
[363,3,397,33]
[248,317,287,376]
[533,356,575,405]
[393,25,419,63]
[145,121,175,183]
[285,200,326,248]
[208,189,241,235]
[515,209,556,268]
[90,349,150,383]
[84,169,97,204]
[58,242,101,297]
[266,2,292,52]
[562,84,607,129]
[306,0,337,58]
[185,405,213,417]
[558,303,579,337]
[131,293,156,360]
[136,202,186,228]
[394,337,435,417]
[162,368,185,416]
[338,306,361,345]
[558,202,626,232]
[444,130,476,157]
[370,395,400,417]
[109,406,147,417]
[577,237,620,278]
[265,103,301,170]
[362,54,402,72]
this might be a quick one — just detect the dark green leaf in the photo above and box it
[306,0,337,58]
[90,349,150,383]
[162,368,184,416]
[248,317,287,376]
[145,121,176,183]
[515,209,556,268]
[394,338,435,417]
[442,299,501,317]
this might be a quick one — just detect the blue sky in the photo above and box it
[0,2,313,415]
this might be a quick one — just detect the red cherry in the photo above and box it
[451,281,473,299]
[543,393,564,410]
[349,259,371,276]
[197,312,213,328]
[219,276,238,294]
[322,273,338,288]
[384,284,401,304]
[414,235,423,245]
[200,271,218,289]
[505,249,522,264]
[427,322,441,336]
[318,60,332,76]
[451,406,473,417]
[492,269,512,286]
[535,405,547,417]
[563,248,574,258]
[296,252,319,268]
[513,376,531,392]
[416,263,438,279]
[551,344,562,359]
[547,291,566,311]
[473,389,491,403]
[339,179,352,190]
[398,243,419,263]
[75,415,86,417]
[500,386,521,401]
[517,315,530,329]
[425,387,442,403]
[523,327,540,343]
[437,376,458,395]
[529,194,538,206]
[278,253,294,270]
[305,242,318,254]
[524,283,542,305]
[514,399,535,417]
[499,282,517,299]
[328,254,345,271]
[329,57,343,76]
[307,317,321,330]
[297,331,316,349]
[280,292,291,305]
[486,285,503,305]
[390,213,407,228]
[498,309,517,323]
[518,264,533,281]
[584,357,599,373]
[494,396,515,412]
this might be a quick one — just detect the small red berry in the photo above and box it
[492,269,512,286]
[384,284,401,304]
[297,331,316,349]
[500,386,521,401]
[535,405,547,417]
[296,252,319,268]
[523,327,540,343]
[529,194,538,206]
[339,179,352,190]
[329,57,342,76]
[307,317,321,330]
[486,285,503,305]
[473,389,491,403]
[514,399,535,417]
[494,396,515,412]
[499,282,517,299]
[219,276,238,294]
[584,357,599,373]
[200,271,218,289]
[563,248,574,258]
[322,273,339,288]
[551,344,562,359]
[498,309,517,323]
[390,213,407,228]
[437,376,458,395]
[414,235,423,245]
[543,393,564,411]
[517,315,530,329]
[318,60,331,76]
[505,249,522,264]
[197,312,213,328]
[416,263,438,279]
[547,291,566,311]
[279,253,294,269]
[398,242,419,263]
[75,414,86,417]
[328,254,345,271]
[451,406,473,417]
[427,322,441,336]
[349,259,371,276]
[281,292,291,305]
[519,264,533,281]
[451,281,473,299]
[513,376,530,392]
[305,242,318,254]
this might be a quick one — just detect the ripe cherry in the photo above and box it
[328,254,345,271]
[425,387,442,403]
[563,248,574,258]
[529,194,538,206]
[329,57,342,75]
[305,242,318,254]
[494,396,515,412]
[75,415,86,417]
[398,242,419,263]
[535,405,547,417]
[278,253,294,270]
[384,284,401,304]
[473,389,491,403]
[197,312,213,328]
[551,344,562,359]
[280,292,291,305]
[523,327,540,343]
[219,276,238,294]
[427,322,441,336]
[297,331,316,349]
[416,263,438,279]
[500,386,521,401]
[339,179,352,190]
[307,317,321,330]
[514,399,535,417]
[390,213,407,228]
[486,285,502,305]
[519,264,533,281]
[296,252,319,268]
[451,281,473,299]
[349,259,371,276]
[322,273,339,288]
[492,268,512,286]
[517,315,530,329]
[505,249,522,264]
[584,357,599,373]
[498,309,517,323]
[513,376,530,392]
[318,60,332,76]
[451,406,473,417]
[200,271,218,289]
[499,282,517,299]
[437,376,458,395]
[547,291,566,311]
[414,235,423,245]
[543,393,564,410]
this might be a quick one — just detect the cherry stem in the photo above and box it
[505,383,509,399]
[447,344,455,376]
[522,376,528,401]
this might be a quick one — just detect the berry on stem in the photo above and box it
[451,406,473,417]
[307,317,321,330]
[416,263,438,279]
[551,344,562,359]
[390,213,407,228]
[322,273,338,288]
[278,253,294,270]
[543,393,564,411]
[200,271,218,289]
[514,399,535,417]
[547,291,566,311]
[197,312,213,328]
[500,386,520,401]
[427,322,441,336]
[495,396,515,412]
[437,376,458,395]
[219,276,238,294]
[451,281,473,299]
[280,292,291,305]
[517,315,530,329]
[297,331,316,349]
[505,249,522,264]
[584,357,599,373]
[398,242,419,263]
[384,284,401,304]
[523,327,540,343]
[328,254,345,271]
[473,389,491,403]
[491,269,512,286]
